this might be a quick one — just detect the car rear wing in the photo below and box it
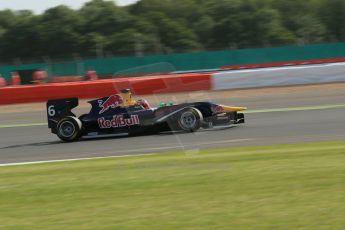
[47,98,78,132]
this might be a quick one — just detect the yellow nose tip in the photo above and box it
[221,106,247,112]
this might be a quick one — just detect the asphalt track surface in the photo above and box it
[1,84,345,164]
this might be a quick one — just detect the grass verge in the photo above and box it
[1,141,345,230]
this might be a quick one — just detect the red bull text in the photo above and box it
[98,115,140,129]
[98,95,124,114]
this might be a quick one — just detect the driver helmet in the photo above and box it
[120,89,136,106]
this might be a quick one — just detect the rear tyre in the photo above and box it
[176,108,202,132]
[56,116,83,142]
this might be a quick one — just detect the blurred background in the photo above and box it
[0,0,344,84]
[0,0,344,61]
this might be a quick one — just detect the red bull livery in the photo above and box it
[46,90,246,142]
[98,94,123,114]
[98,115,140,129]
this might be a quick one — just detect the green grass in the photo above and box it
[1,141,345,230]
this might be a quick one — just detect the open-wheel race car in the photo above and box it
[47,89,246,142]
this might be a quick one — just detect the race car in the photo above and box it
[47,89,246,142]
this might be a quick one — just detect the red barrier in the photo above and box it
[0,73,211,105]
[49,76,84,83]
[220,57,345,70]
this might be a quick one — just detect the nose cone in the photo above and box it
[221,105,247,112]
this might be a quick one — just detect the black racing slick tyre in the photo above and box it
[176,108,203,132]
[56,116,83,142]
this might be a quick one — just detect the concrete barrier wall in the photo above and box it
[220,57,345,70]
[212,63,345,90]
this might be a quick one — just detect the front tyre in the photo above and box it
[56,116,83,142]
[176,108,202,132]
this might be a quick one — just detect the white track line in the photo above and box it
[0,139,252,167]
